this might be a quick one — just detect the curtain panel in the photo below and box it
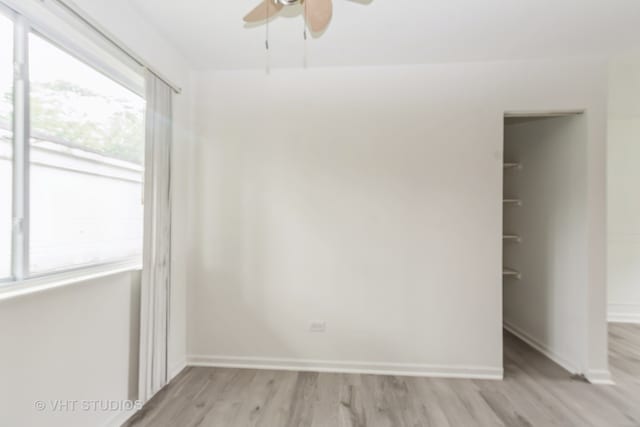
[138,70,173,403]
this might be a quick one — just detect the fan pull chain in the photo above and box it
[303,1,308,41]
[303,0,308,68]
[265,0,271,74]
[265,0,270,51]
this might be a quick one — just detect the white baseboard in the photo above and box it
[503,321,580,375]
[103,359,187,427]
[504,322,614,386]
[103,407,139,427]
[186,355,503,380]
[103,356,500,426]
[585,369,615,385]
[169,358,187,382]
[608,304,640,324]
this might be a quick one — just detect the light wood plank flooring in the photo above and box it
[124,324,640,427]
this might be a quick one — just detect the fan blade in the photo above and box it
[306,0,333,32]
[244,0,283,23]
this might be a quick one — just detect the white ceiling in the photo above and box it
[128,0,640,70]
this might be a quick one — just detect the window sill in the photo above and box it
[0,262,143,302]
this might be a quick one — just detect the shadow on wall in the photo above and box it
[129,270,142,400]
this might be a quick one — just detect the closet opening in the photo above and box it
[501,111,588,379]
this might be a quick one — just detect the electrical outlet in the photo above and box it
[309,321,326,333]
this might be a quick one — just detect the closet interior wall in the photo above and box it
[502,114,588,375]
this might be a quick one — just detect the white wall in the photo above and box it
[503,115,589,374]
[188,57,609,380]
[0,0,195,425]
[608,56,640,323]
[0,271,141,427]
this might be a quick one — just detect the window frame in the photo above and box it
[0,5,16,283]
[0,2,145,285]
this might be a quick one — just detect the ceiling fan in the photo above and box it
[243,0,354,34]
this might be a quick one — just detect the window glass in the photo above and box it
[28,33,145,274]
[0,14,13,279]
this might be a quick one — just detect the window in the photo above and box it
[1,6,145,282]
[29,34,145,274]
[0,13,13,280]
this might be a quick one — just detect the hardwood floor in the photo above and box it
[124,324,640,427]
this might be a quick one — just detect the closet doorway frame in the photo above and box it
[499,109,611,384]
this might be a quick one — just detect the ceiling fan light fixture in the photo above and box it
[244,0,339,34]
[275,0,300,5]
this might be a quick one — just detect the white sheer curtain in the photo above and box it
[139,70,173,403]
